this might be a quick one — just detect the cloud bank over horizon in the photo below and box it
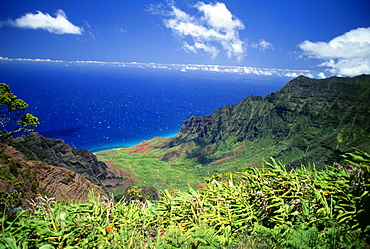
[7,9,83,35]
[149,1,272,62]
[299,27,370,76]
[0,56,323,79]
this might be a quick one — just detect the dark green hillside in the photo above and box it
[96,75,370,190]
[163,74,370,168]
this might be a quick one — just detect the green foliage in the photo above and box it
[0,147,41,219]
[127,186,143,198]
[1,151,370,248]
[0,83,39,140]
[247,222,367,249]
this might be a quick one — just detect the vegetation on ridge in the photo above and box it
[1,149,369,248]
[168,75,370,167]
[96,75,370,191]
[0,83,39,141]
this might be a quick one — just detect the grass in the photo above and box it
[95,134,311,192]
[96,136,277,192]
[97,147,206,191]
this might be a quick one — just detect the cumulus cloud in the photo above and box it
[298,27,370,76]
[150,2,246,61]
[317,72,326,79]
[8,9,83,35]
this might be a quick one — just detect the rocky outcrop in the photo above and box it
[162,75,370,167]
[0,146,108,211]
[13,132,124,188]
[26,161,107,202]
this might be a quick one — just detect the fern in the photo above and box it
[2,151,370,248]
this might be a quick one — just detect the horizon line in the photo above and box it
[0,56,325,79]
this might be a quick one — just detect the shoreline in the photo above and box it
[91,132,179,154]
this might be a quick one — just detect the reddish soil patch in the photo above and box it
[120,170,136,177]
[104,161,126,171]
[103,160,117,167]
[158,179,171,187]
[128,141,155,154]
[3,146,26,160]
[103,161,136,179]
[200,144,217,155]
[125,177,136,185]
[107,166,123,176]
[211,152,243,166]
[245,162,262,167]
[195,183,206,189]
[104,160,133,169]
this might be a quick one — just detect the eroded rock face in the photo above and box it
[0,146,108,207]
[14,132,124,187]
[25,161,107,202]
[12,132,126,194]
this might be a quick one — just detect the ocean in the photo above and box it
[0,61,287,152]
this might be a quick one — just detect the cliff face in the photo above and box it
[13,132,125,189]
[1,133,130,211]
[26,160,106,202]
[163,75,370,167]
[0,146,107,211]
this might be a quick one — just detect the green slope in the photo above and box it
[96,75,370,190]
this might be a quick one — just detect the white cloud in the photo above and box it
[1,56,324,78]
[152,2,246,61]
[183,41,198,54]
[299,27,370,76]
[195,2,244,33]
[284,72,299,78]
[9,9,83,35]
[250,39,274,51]
[183,41,219,59]
[195,42,219,59]
[258,39,274,51]
[320,58,370,76]
[317,72,326,79]
[84,21,97,42]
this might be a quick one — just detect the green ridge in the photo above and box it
[97,75,370,190]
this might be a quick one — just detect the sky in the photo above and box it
[0,0,369,78]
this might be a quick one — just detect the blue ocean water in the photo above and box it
[0,61,287,152]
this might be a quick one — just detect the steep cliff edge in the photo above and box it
[0,145,108,213]
[12,132,125,190]
[1,133,132,212]
[162,75,370,167]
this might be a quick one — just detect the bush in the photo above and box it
[1,150,369,248]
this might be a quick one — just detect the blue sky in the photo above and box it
[0,0,369,77]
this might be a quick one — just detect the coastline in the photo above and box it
[91,131,179,153]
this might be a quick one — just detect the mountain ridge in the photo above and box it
[2,74,369,202]
[94,74,370,191]
[13,132,125,189]
[162,75,370,167]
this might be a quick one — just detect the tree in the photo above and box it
[0,83,39,140]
